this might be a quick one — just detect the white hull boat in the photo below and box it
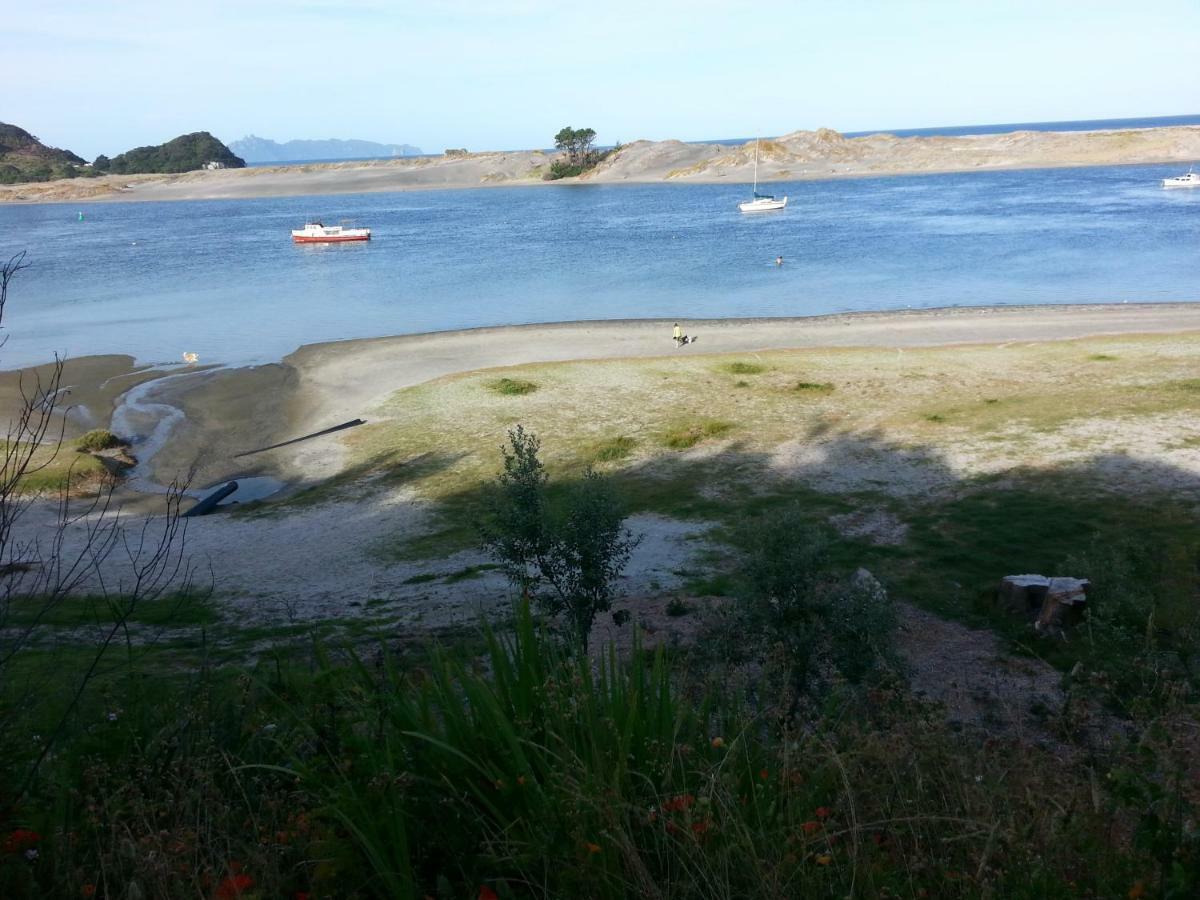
[1162,169,1200,189]
[738,196,788,212]
[738,138,787,213]
[291,221,371,243]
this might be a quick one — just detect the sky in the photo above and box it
[4,0,1199,160]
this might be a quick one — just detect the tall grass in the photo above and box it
[3,601,1197,897]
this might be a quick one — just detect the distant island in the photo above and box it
[228,135,422,162]
[95,132,245,174]
[0,123,90,183]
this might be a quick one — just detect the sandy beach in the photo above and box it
[3,125,1199,204]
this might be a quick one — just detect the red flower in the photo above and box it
[758,768,769,781]
[216,873,253,898]
[3,829,41,854]
[81,886,97,898]
[814,806,832,819]
[662,793,695,812]
[801,821,821,835]
[691,820,710,836]
[479,886,500,900]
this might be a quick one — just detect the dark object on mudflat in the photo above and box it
[183,481,238,517]
[233,418,366,458]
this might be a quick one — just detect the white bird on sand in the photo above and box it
[182,352,199,365]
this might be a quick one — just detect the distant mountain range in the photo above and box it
[229,135,422,163]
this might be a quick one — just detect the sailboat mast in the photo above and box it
[752,138,759,193]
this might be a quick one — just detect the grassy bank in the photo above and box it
[3,600,1197,898]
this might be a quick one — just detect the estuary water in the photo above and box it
[1,161,1198,369]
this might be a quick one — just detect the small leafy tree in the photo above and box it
[481,426,639,649]
[553,126,597,166]
[736,506,897,718]
[482,425,551,597]
[548,126,603,180]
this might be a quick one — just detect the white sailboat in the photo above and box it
[738,139,787,212]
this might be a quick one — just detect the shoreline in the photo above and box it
[3,124,1198,205]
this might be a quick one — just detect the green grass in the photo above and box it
[587,435,637,463]
[793,381,835,393]
[4,441,111,494]
[2,592,218,628]
[1088,353,1119,362]
[487,377,539,396]
[3,600,1194,899]
[719,361,765,375]
[75,428,122,451]
[660,419,734,450]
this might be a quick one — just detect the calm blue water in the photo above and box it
[1,161,1198,369]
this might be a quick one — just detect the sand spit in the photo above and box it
[97,303,1200,492]
[4,125,1199,204]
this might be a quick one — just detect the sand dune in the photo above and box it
[3,125,1198,204]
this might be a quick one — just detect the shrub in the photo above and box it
[480,427,640,649]
[794,381,835,393]
[545,161,586,180]
[1065,540,1200,712]
[75,429,122,452]
[720,361,765,375]
[661,420,733,450]
[590,435,636,463]
[487,377,538,396]
[734,507,898,717]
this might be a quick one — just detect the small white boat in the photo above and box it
[291,221,371,243]
[1162,168,1200,189]
[738,139,787,213]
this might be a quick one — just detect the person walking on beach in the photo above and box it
[673,322,683,345]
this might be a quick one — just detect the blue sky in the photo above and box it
[4,0,1198,159]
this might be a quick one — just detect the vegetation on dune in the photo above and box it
[544,126,623,180]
